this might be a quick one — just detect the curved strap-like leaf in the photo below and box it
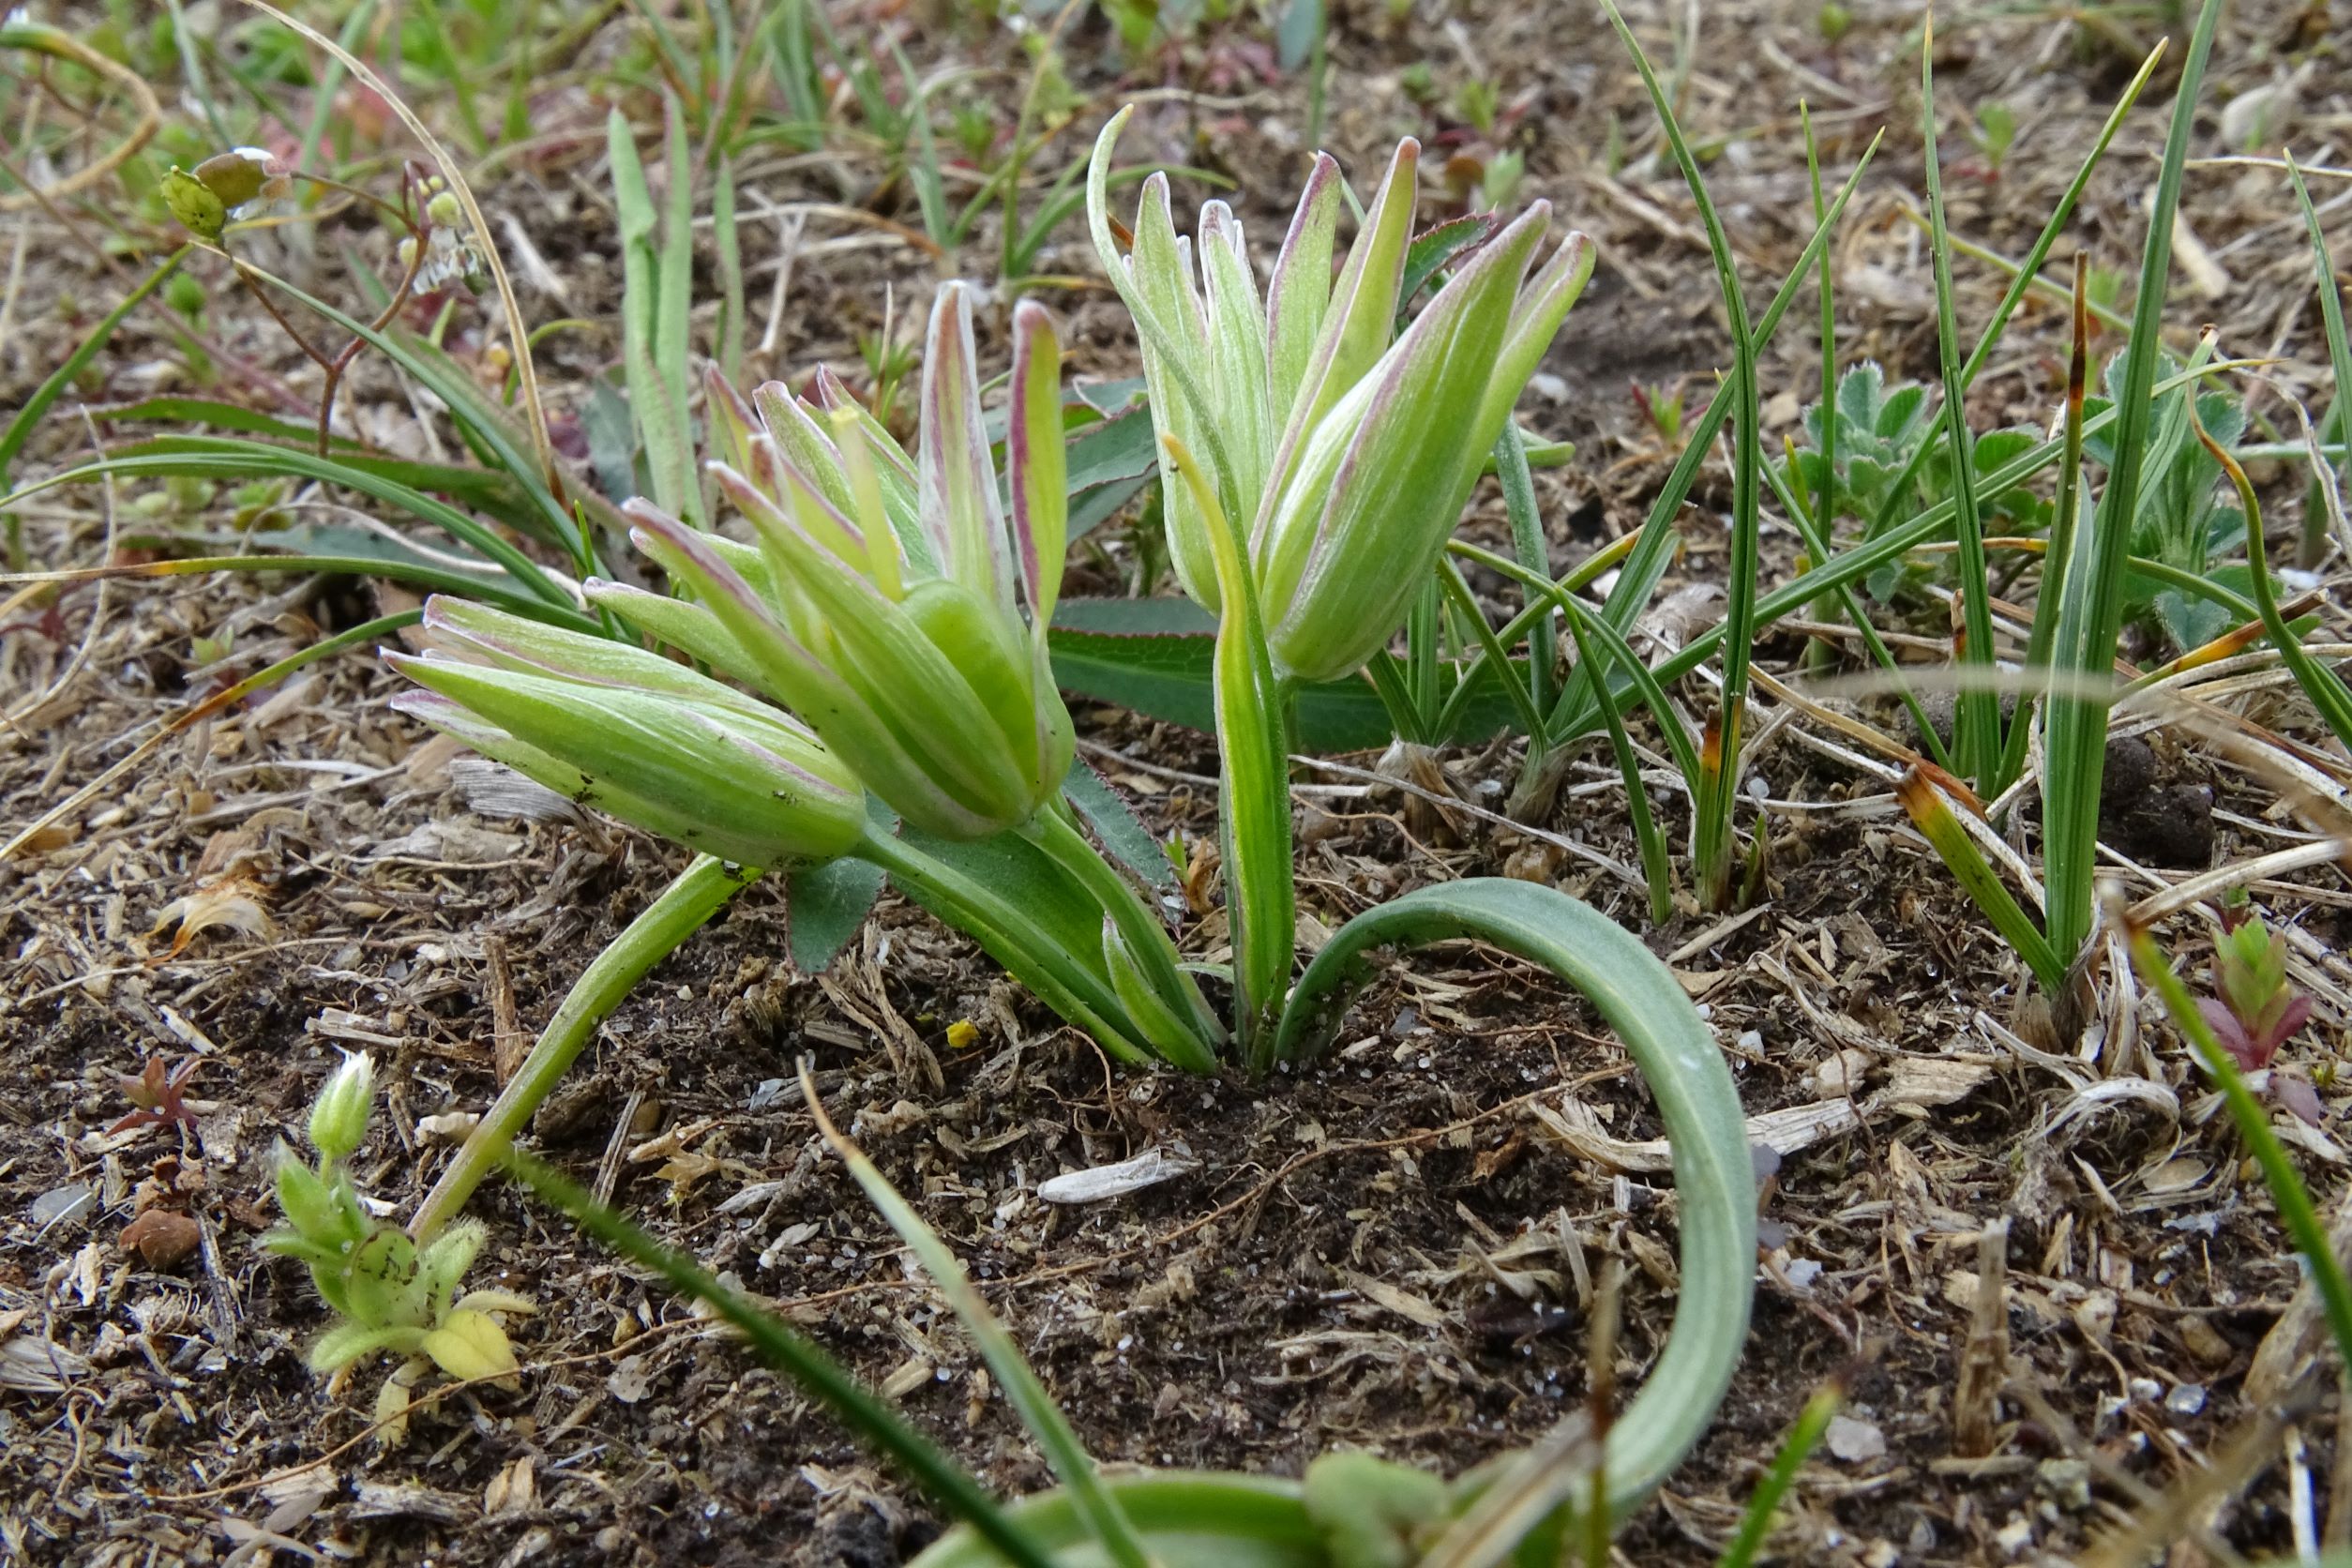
[1274,878,1756,1527]
[911,1473,1320,1568]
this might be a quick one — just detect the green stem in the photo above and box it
[854,825,1159,1067]
[410,855,750,1239]
[1018,805,1224,1072]
[2131,930,2352,1375]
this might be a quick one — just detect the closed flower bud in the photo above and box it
[1087,108,1595,684]
[308,1049,375,1163]
[615,285,1075,839]
[386,603,867,871]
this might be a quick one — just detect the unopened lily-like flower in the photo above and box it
[599,281,1075,840]
[386,599,867,870]
[1087,107,1595,685]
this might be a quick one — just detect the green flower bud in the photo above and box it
[161,168,227,242]
[308,1049,375,1163]
[621,285,1075,841]
[1086,109,1595,683]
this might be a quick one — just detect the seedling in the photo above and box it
[110,1055,204,1136]
[1630,377,1686,449]
[1965,100,2017,175]
[264,1053,532,1428]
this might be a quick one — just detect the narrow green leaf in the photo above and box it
[1920,21,2002,785]
[805,1074,1155,1568]
[509,1152,1056,1568]
[0,247,190,489]
[2041,0,2224,964]
[1599,0,1759,911]
[1274,879,1754,1526]
[1895,769,2065,990]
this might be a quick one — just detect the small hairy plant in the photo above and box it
[264,1054,532,1408]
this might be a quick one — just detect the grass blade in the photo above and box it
[1896,766,2065,990]
[1598,0,1760,911]
[800,1068,1154,1568]
[1996,255,2092,793]
[506,1151,1055,1568]
[1496,421,1556,721]
[1163,433,1293,1062]
[2040,0,2225,965]
[1518,128,1884,815]
[1716,1384,1842,1568]
[1859,38,2167,544]
[610,102,699,527]
[1561,599,1674,924]
[1920,18,2002,786]
[2194,400,2352,749]
[1,609,423,865]
[2289,153,2352,567]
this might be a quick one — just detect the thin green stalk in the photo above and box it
[1895,768,2065,990]
[1857,39,2165,547]
[1496,421,1555,717]
[19,441,580,612]
[509,1152,1057,1568]
[1433,531,1636,743]
[1759,441,1953,776]
[1364,651,1434,746]
[411,855,751,1239]
[801,1070,1154,1568]
[1562,599,1673,924]
[2041,0,2224,966]
[0,549,593,627]
[1438,560,1550,748]
[1921,18,2001,787]
[1017,806,1222,1071]
[1800,103,1839,678]
[1598,0,1759,911]
[2290,153,2352,569]
[714,153,744,386]
[1408,574,1443,727]
[2130,927,2352,1375]
[852,825,1158,1068]
[1449,540,1702,797]
[1716,1385,1842,1568]
[2193,403,2352,750]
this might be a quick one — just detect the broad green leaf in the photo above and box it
[787,855,885,974]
